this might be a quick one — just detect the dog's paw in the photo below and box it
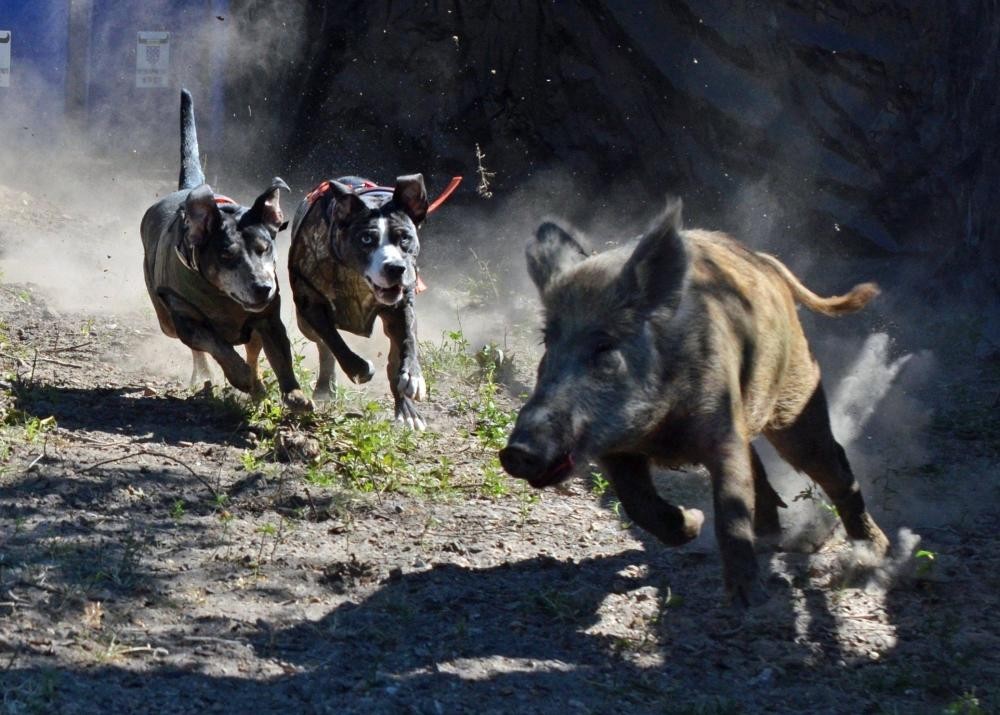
[283,389,314,414]
[347,359,376,385]
[397,369,427,401]
[394,396,426,431]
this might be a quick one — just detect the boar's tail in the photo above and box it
[758,253,879,317]
[178,89,205,191]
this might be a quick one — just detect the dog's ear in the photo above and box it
[327,180,366,226]
[393,174,428,225]
[184,184,222,247]
[243,177,290,233]
[526,221,590,294]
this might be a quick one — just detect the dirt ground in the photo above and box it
[0,180,998,715]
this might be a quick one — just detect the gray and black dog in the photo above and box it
[288,176,429,429]
[140,89,311,412]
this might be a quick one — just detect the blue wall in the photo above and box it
[0,0,229,156]
[0,0,71,132]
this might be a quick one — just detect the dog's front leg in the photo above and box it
[380,292,426,430]
[250,310,313,413]
[291,277,375,385]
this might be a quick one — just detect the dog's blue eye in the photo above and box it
[361,234,376,246]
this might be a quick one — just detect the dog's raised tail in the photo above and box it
[178,89,205,191]
[758,252,879,317]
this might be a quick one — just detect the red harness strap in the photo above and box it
[426,176,462,214]
[305,176,463,214]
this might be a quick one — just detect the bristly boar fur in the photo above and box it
[500,198,889,608]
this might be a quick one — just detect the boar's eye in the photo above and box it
[594,339,615,356]
[591,339,620,369]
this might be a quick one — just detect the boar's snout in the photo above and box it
[499,442,545,479]
[499,437,576,489]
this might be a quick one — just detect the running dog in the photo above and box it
[140,89,311,412]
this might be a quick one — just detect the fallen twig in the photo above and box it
[46,340,94,355]
[0,350,83,370]
[82,449,218,499]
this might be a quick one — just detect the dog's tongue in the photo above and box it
[416,275,428,294]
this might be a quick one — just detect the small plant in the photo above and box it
[23,415,56,443]
[475,142,495,199]
[915,548,937,578]
[460,250,503,310]
[944,691,985,715]
[590,470,610,497]
[480,458,510,498]
[420,329,476,393]
[169,499,185,521]
[793,483,838,517]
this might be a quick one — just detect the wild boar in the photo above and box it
[499,199,890,607]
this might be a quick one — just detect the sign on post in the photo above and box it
[136,31,169,88]
[0,31,11,88]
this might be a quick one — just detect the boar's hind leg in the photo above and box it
[751,444,786,539]
[599,454,704,546]
[764,382,889,555]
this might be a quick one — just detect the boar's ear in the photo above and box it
[327,180,367,226]
[620,197,688,312]
[242,177,290,233]
[526,221,590,294]
[184,184,222,248]
[393,174,429,225]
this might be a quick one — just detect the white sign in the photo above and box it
[0,31,11,88]
[136,31,169,88]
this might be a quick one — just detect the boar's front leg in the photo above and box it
[599,454,704,546]
[705,436,768,608]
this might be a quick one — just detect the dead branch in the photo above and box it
[82,449,219,499]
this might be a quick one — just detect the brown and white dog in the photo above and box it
[287,176,434,429]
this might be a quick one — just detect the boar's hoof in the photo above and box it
[680,507,705,543]
[860,517,890,558]
[729,579,769,610]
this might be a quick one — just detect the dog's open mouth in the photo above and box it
[371,283,403,305]
[233,295,272,312]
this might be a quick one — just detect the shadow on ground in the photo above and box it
[10,381,251,447]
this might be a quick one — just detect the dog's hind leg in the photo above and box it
[168,306,256,395]
[244,333,264,396]
[314,343,337,402]
[190,350,212,389]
